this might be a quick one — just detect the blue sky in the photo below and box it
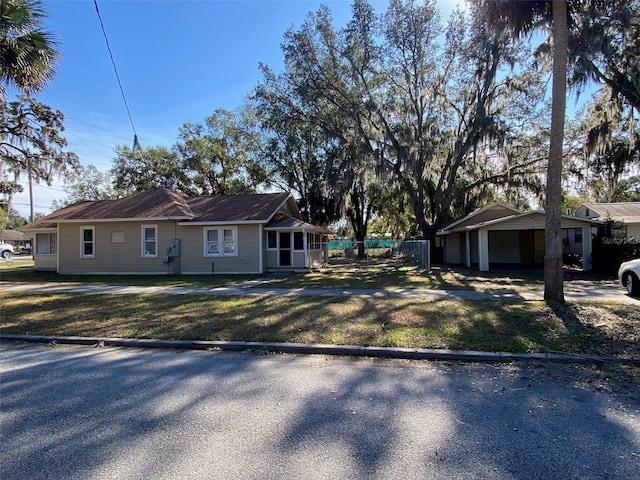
[11,0,457,217]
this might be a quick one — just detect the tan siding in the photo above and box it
[179,224,261,274]
[33,254,57,271]
[628,224,640,240]
[265,250,278,270]
[58,221,179,274]
[444,233,462,264]
[487,215,545,230]
[455,205,517,229]
[562,228,584,255]
[292,251,306,269]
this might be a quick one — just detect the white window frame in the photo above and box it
[80,226,95,258]
[141,225,158,258]
[307,233,321,250]
[204,227,238,257]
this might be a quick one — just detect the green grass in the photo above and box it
[1,257,552,291]
[0,258,260,288]
[2,259,635,359]
[2,292,638,358]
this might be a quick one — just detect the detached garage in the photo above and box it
[437,204,601,272]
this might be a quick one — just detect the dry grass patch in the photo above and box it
[2,292,638,359]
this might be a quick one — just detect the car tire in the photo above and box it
[625,272,640,297]
[1,250,8,259]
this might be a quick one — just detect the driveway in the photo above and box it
[1,343,639,480]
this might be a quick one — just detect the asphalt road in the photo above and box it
[1,343,639,480]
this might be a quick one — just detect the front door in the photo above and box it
[279,232,291,267]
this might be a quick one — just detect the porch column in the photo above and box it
[582,224,592,271]
[465,231,471,268]
[478,228,489,272]
[258,225,265,273]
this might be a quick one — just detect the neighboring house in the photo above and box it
[437,203,601,271]
[21,188,330,274]
[0,229,30,252]
[574,202,640,241]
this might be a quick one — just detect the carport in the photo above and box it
[438,208,601,272]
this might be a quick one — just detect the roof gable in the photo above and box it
[440,203,521,233]
[439,210,602,234]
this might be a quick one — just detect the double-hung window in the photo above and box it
[80,227,94,258]
[205,227,237,256]
[142,225,158,257]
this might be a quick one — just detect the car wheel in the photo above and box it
[1,250,8,259]
[625,272,640,297]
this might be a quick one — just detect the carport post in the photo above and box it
[582,224,592,271]
[465,231,471,268]
[478,229,489,271]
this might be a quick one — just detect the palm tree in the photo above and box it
[0,0,60,99]
[474,0,570,304]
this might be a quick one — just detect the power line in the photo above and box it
[93,0,139,149]
[31,184,66,194]
[66,130,120,150]
[64,114,132,142]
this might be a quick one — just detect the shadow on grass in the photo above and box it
[3,292,638,359]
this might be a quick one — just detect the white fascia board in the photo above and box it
[266,193,296,223]
[438,211,604,235]
[178,220,265,226]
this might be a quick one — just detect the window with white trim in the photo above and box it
[204,227,237,256]
[142,225,158,257]
[307,233,321,250]
[80,227,94,258]
[294,232,304,250]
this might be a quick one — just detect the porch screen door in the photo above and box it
[279,232,291,266]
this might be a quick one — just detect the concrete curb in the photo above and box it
[2,334,638,366]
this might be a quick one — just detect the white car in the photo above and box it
[618,258,640,297]
[0,242,14,258]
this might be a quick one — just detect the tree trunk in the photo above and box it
[544,0,568,304]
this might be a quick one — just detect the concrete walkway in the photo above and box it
[1,280,638,304]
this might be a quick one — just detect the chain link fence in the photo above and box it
[327,239,430,270]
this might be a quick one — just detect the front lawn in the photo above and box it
[1,257,612,292]
[2,292,638,359]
